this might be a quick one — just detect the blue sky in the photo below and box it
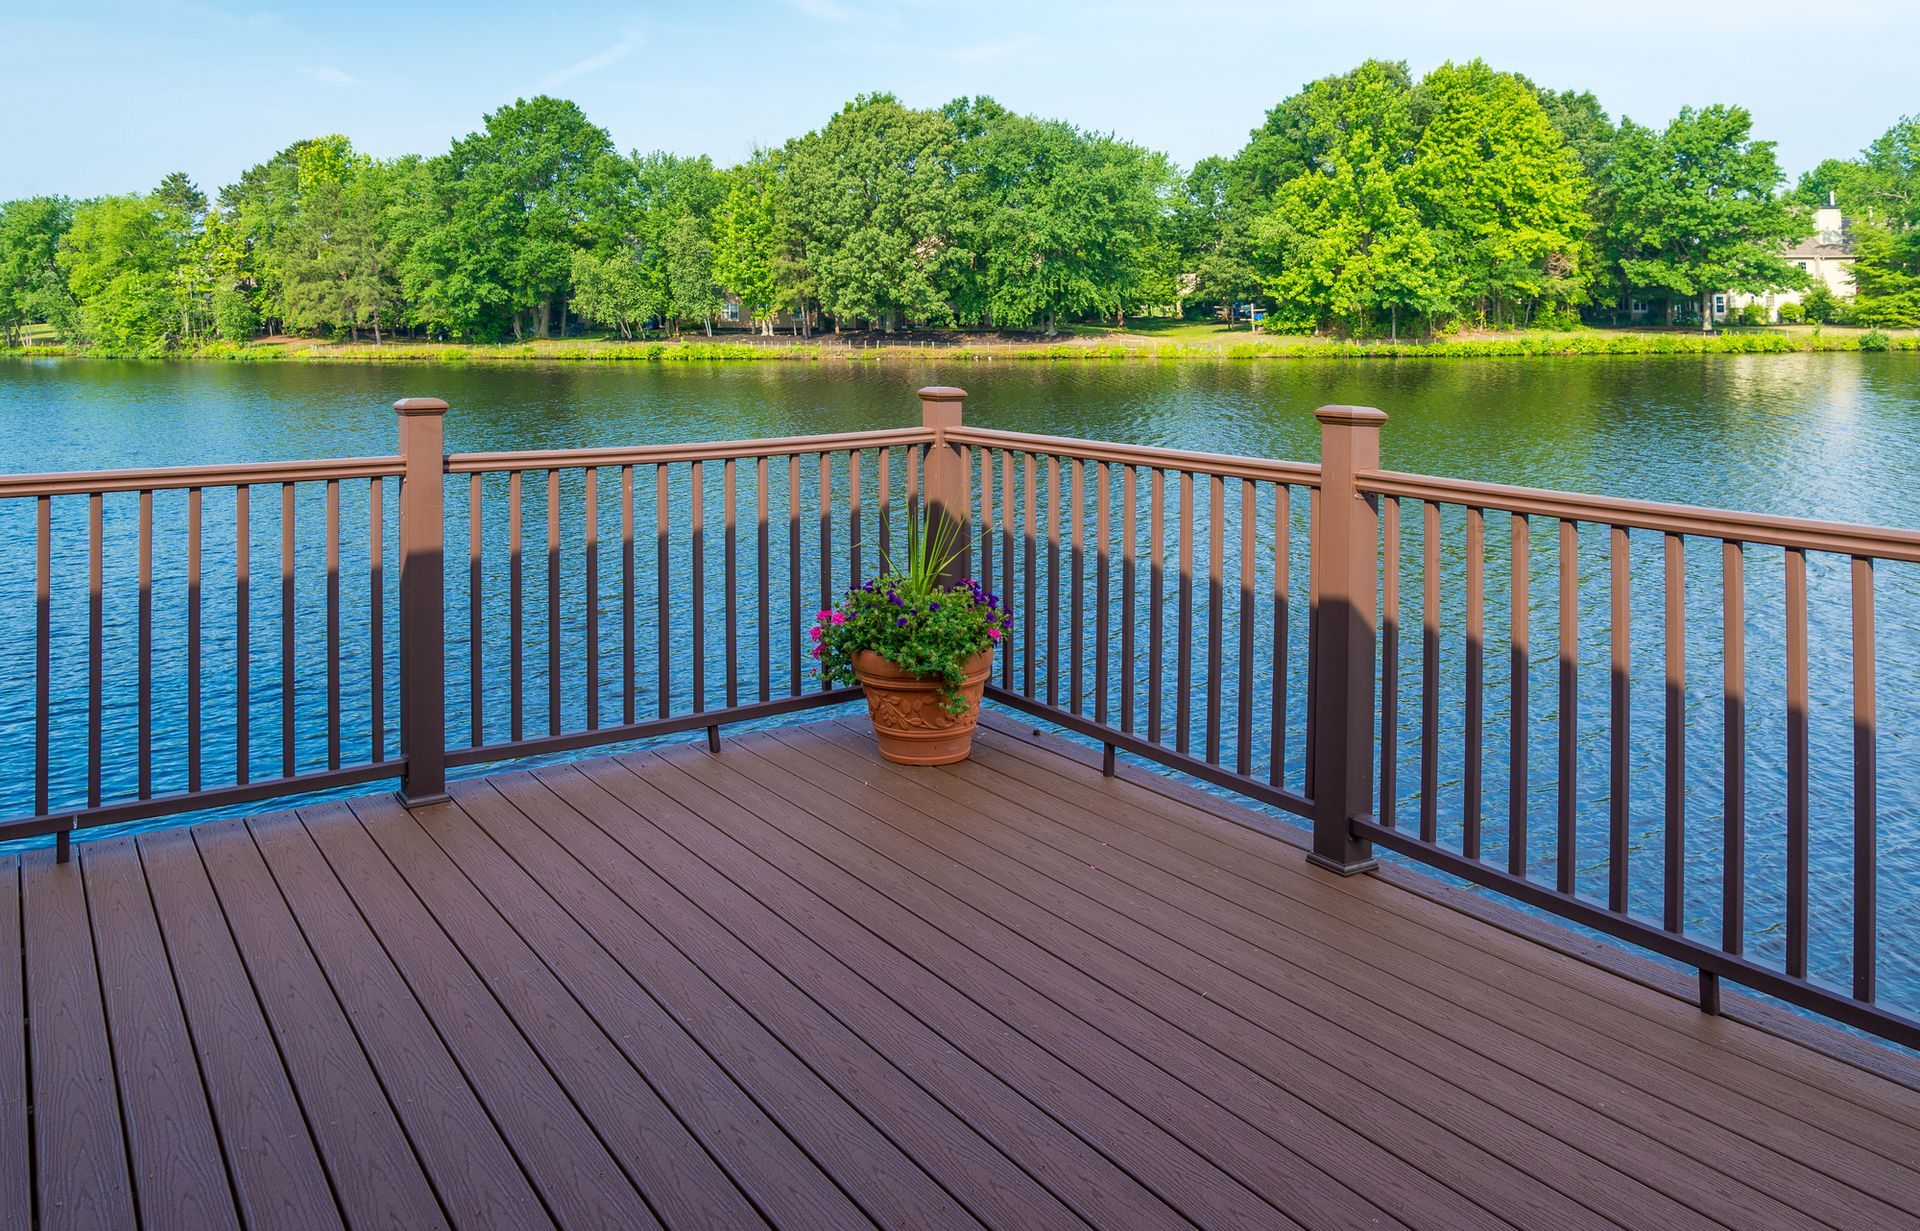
[4,0,1915,200]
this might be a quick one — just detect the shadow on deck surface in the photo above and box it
[6,712,1918,1230]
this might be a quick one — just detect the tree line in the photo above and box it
[3,60,1917,352]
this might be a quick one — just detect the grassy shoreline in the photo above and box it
[7,326,1916,365]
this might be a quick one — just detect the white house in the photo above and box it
[1721,201,1856,322]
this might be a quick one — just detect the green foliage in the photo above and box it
[1776,301,1806,324]
[784,94,959,329]
[0,196,76,345]
[812,513,1010,712]
[1601,105,1807,328]
[57,191,192,352]
[1802,284,1841,323]
[711,153,793,333]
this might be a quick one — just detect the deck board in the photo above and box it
[9,714,1920,1230]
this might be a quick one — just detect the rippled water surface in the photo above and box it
[3,354,1917,1014]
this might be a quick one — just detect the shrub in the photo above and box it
[1802,285,1839,324]
[1736,303,1768,327]
[1776,302,1806,325]
[1859,329,1892,352]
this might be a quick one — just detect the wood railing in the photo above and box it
[2,387,1913,1050]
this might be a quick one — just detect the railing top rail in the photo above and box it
[444,426,937,474]
[0,456,407,499]
[946,426,1323,488]
[1360,468,1920,563]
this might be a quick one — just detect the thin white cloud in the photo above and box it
[538,26,646,91]
[299,65,360,87]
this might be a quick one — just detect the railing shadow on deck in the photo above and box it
[3,385,1916,1052]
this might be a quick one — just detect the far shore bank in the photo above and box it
[7,325,1916,365]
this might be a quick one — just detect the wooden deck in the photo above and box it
[6,713,1919,1231]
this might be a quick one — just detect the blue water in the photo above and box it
[2,354,1916,1020]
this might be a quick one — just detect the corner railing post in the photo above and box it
[395,397,450,806]
[1308,405,1386,874]
[918,386,971,588]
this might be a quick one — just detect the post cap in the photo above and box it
[1313,405,1387,427]
[394,397,450,416]
[917,386,967,403]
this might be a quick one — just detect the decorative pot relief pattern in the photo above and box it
[866,689,966,731]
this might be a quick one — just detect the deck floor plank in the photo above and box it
[9,715,1919,1231]
[293,800,660,1231]
[78,838,239,1231]
[190,819,449,1230]
[21,850,136,1231]
[0,859,32,1229]
[943,719,1920,1216]
[519,760,1165,1231]
[242,809,556,1230]
[134,828,343,1231]
[405,782,862,1230]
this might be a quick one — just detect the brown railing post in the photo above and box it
[395,397,450,806]
[918,386,972,587]
[1308,405,1386,875]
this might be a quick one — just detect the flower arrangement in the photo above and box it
[812,512,1010,713]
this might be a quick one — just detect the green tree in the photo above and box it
[711,154,793,334]
[786,94,960,330]
[413,97,620,339]
[568,246,656,338]
[56,193,184,352]
[1601,105,1807,330]
[665,213,723,335]
[1168,157,1260,318]
[1409,61,1594,326]
[281,156,406,341]
[1809,118,1920,326]
[0,196,76,345]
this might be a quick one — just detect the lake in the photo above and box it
[3,353,1917,1016]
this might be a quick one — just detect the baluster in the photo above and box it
[1176,470,1194,755]
[1271,484,1290,789]
[139,489,153,797]
[787,455,801,697]
[1852,554,1877,1003]
[35,495,50,815]
[622,465,636,725]
[281,482,296,779]
[1664,533,1686,933]
[1047,455,1061,708]
[236,485,250,785]
[979,450,994,601]
[724,458,738,711]
[1420,500,1440,843]
[509,471,525,740]
[1609,525,1631,914]
[818,453,832,616]
[878,449,892,569]
[849,449,862,592]
[368,478,383,763]
[547,469,562,735]
[1000,450,1015,689]
[1465,505,1484,859]
[187,488,203,791]
[692,460,707,715]
[585,467,600,730]
[1509,513,1530,875]
[469,474,484,747]
[1785,546,1809,977]
[1379,496,1400,826]
[1558,520,1579,893]
[1236,479,1255,777]
[655,463,669,719]
[1121,466,1137,734]
[1070,457,1085,714]
[326,478,341,771]
[1206,473,1224,765]
[1721,540,1745,954]
[1024,453,1038,697]
[1148,469,1164,744]
[1305,488,1319,797]
[1096,462,1111,728]
[757,456,771,704]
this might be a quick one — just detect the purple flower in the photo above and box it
[929,601,940,611]
[896,616,908,627]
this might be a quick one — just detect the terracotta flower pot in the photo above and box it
[851,648,995,765]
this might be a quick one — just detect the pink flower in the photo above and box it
[816,610,831,622]
[831,610,847,625]
[810,626,823,642]
[987,627,1003,640]
[812,645,825,657]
